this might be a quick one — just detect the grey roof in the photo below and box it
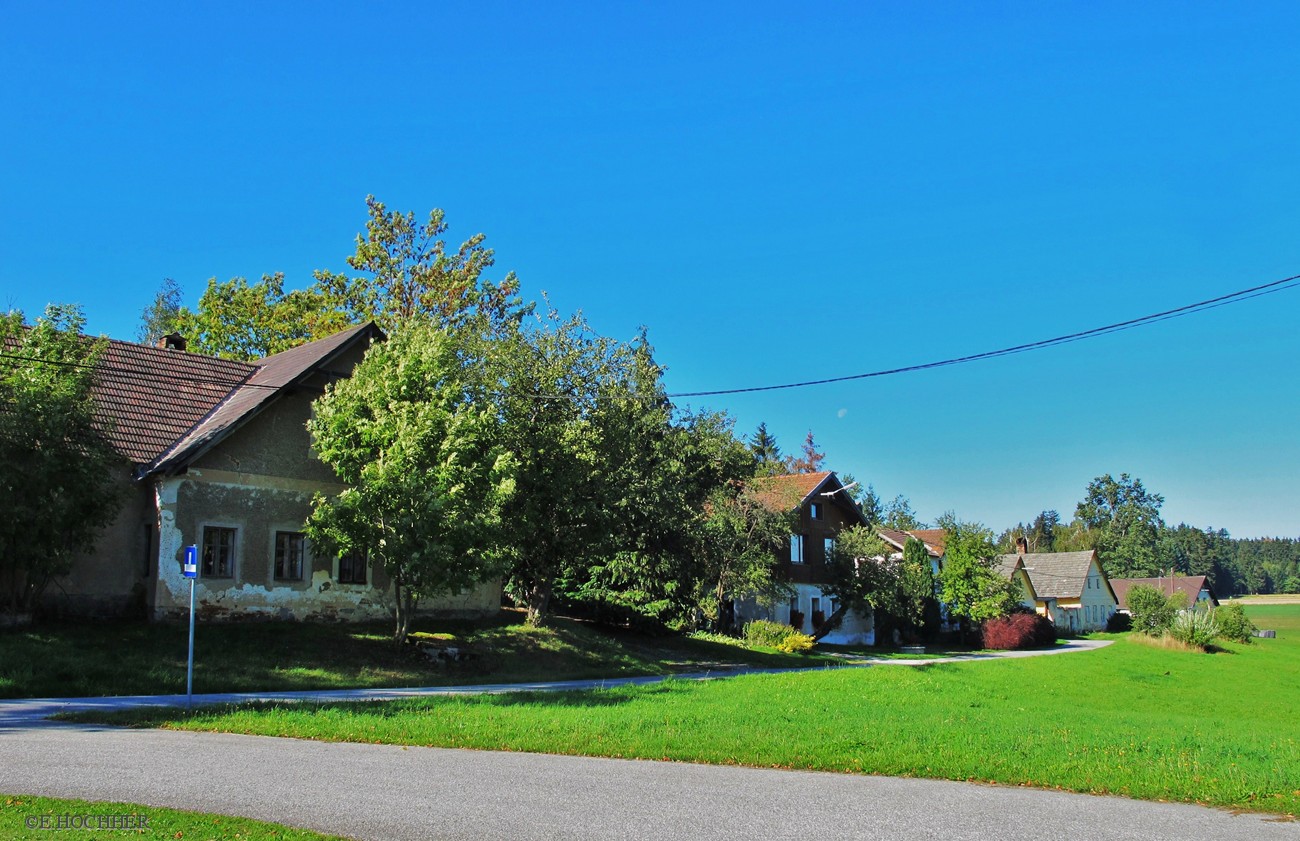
[1000,550,1101,600]
[147,323,380,476]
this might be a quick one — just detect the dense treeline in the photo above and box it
[996,474,1297,597]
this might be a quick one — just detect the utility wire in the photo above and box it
[4,273,1297,400]
[667,273,1300,398]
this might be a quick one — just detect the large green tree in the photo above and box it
[0,306,123,618]
[305,322,517,644]
[692,479,796,632]
[815,525,897,641]
[1074,473,1165,578]
[174,196,528,361]
[491,310,691,626]
[174,273,336,360]
[565,406,758,630]
[937,515,1018,641]
[312,194,529,334]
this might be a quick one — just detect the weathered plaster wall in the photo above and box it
[151,394,499,622]
[191,390,335,484]
[48,465,155,618]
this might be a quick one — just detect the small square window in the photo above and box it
[810,503,823,520]
[202,526,236,578]
[275,532,306,581]
[338,551,367,585]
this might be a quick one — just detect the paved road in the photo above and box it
[2,723,1293,841]
[2,639,1292,840]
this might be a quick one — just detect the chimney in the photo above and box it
[1015,536,1029,555]
[157,333,187,351]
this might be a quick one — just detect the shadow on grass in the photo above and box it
[53,680,677,729]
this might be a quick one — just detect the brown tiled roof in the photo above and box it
[908,529,948,556]
[1111,576,1217,609]
[876,528,945,558]
[149,323,378,475]
[750,471,834,513]
[749,471,871,527]
[1002,550,1103,600]
[90,340,255,464]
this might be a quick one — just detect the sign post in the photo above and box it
[183,545,198,711]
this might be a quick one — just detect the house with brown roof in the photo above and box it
[998,543,1118,632]
[55,325,497,622]
[1111,575,1219,613]
[736,471,874,644]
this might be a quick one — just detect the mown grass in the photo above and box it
[80,605,1300,816]
[0,610,832,698]
[0,793,349,839]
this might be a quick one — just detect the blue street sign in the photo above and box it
[184,545,198,578]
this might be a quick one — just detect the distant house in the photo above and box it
[1000,541,1118,632]
[996,554,1040,611]
[51,325,499,622]
[735,471,873,644]
[876,527,946,580]
[1111,575,1220,613]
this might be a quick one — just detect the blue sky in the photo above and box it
[3,2,1297,537]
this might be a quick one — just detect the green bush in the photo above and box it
[1168,609,1220,650]
[744,619,815,653]
[1214,603,1257,644]
[1128,585,1176,635]
[743,619,790,648]
[1106,611,1132,632]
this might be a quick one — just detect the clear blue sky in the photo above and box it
[3,2,1297,538]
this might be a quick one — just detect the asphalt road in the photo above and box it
[2,722,1294,841]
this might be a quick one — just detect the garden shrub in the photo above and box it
[1212,602,1256,644]
[743,619,790,648]
[1167,609,1220,650]
[1106,611,1132,632]
[981,612,1056,650]
[743,619,815,653]
[1128,585,1176,635]
[776,631,816,653]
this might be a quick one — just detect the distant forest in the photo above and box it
[991,473,1299,597]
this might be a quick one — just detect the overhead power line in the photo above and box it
[4,273,1297,402]
[666,273,1300,398]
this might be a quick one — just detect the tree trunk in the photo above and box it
[525,580,552,627]
[812,604,850,641]
[393,579,416,646]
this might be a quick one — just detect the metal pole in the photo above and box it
[186,576,195,711]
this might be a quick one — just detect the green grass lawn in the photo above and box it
[78,605,1300,816]
[0,610,834,698]
[1,793,349,839]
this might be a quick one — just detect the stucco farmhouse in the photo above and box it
[55,324,497,622]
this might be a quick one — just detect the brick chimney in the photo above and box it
[1015,536,1029,555]
[157,333,187,351]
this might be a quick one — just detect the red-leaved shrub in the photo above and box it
[981,612,1057,650]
